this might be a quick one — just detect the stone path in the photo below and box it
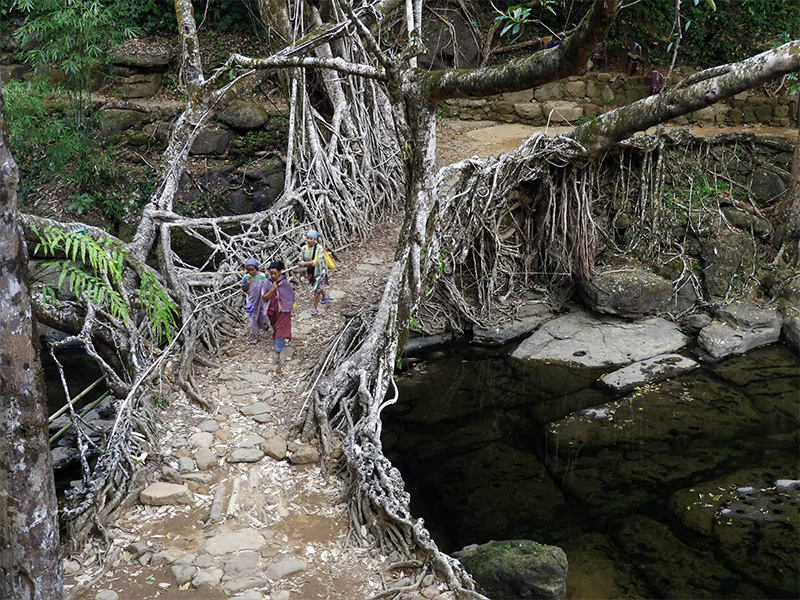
[63,217,434,600]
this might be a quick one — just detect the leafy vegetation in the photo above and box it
[3,80,152,227]
[33,225,180,342]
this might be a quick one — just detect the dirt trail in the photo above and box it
[436,119,797,166]
[66,218,406,600]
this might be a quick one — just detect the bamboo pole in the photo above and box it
[48,391,111,446]
[48,376,104,423]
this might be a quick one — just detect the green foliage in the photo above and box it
[493,1,558,39]
[4,80,150,223]
[33,225,179,343]
[610,0,800,68]
[139,270,180,343]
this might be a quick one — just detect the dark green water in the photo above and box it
[382,344,800,599]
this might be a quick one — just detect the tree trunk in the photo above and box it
[0,81,63,600]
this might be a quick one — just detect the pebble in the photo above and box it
[227,448,265,463]
[239,372,271,384]
[218,405,237,415]
[198,419,220,432]
[240,434,266,448]
[183,473,214,484]
[194,447,218,470]
[289,445,319,465]
[260,437,287,460]
[266,557,307,580]
[140,483,191,506]
[178,457,195,473]
[204,529,268,555]
[192,567,224,588]
[194,554,216,568]
[94,591,118,600]
[189,432,214,448]
[173,553,197,566]
[169,565,197,585]
[63,559,81,576]
[221,574,267,593]
[151,551,176,566]
[240,402,271,417]
[234,592,265,600]
[214,428,232,441]
[223,550,260,576]
[161,465,183,484]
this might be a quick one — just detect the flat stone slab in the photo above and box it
[198,419,220,432]
[512,309,689,368]
[189,432,214,448]
[240,402,271,416]
[472,306,552,346]
[266,557,307,580]
[239,372,271,384]
[182,473,213,484]
[227,448,265,463]
[328,289,346,300]
[355,263,379,272]
[194,448,218,471]
[260,437,287,460]
[223,550,260,576]
[240,434,266,448]
[192,567,223,588]
[599,354,699,395]
[222,574,267,593]
[140,483,191,506]
[698,321,781,360]
[203,529,268,555]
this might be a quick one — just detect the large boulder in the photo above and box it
[750,167,789,204]
[190,127,234,155]
[700,231,756,297]
[698,301,782,359]
[418,8,479,70]
[98,108,148,136]
[114,72,163,98]
[511,309,689,369]
[580,268,672,318]
[454,540,567,600]
[218,100,269,130]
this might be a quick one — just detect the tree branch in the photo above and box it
[228,53,387,80]
[422,0,621,102]
[565,40,800,155]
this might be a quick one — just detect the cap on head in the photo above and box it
[305,229,320,240]
[245,258,259,268]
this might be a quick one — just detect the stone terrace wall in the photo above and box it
[439,72,798,128]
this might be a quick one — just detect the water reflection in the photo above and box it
[383,344,800,599]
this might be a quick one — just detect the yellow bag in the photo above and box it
[323,248,336,270]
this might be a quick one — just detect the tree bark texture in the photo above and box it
[0,81,63,600]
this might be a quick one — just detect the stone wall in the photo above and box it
[439,72,797,128]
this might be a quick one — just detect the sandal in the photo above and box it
[249,338,258,345]
[320,295,328,305]
[311,310,319,317]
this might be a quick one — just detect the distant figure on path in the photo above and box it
[298,229,329,316]
[262,260,295,364]
[240,258,270,344]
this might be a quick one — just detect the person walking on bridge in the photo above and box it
[240,258,270,344]
[298,229,329,316]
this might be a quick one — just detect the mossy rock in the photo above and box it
[454,540,567,600]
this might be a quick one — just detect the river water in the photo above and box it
[382,343,799,599]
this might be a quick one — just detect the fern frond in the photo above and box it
[139,270,179,343]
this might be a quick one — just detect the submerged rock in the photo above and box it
[454,540,567,600]
[599,354,698,395]
[580,268,672,318]
[512,309,689,368]
[668,468,800,597]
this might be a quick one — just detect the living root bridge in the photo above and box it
[303,127,795,598]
